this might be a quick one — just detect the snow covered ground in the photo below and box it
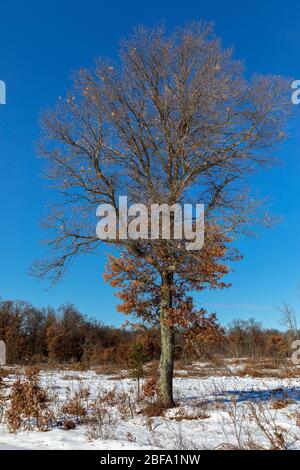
[0,362,300,450]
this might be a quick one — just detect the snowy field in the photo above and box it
[0,362,300,450]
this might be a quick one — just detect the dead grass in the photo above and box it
[221,398,290,450]
[141,402,167,417]
[237,365,267,378]
[271,399,294,410]
[93,364,128,380]
[168,409,210,421]
[61,374,83,381]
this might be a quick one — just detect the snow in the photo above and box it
[0,364,300,450]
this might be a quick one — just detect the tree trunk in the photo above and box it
[157,271,175,408]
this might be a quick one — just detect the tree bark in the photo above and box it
[157,271,175,408]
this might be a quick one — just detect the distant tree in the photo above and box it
[279,303,298,348]
[227,319,248,358]
[34,23,290,407]
[266,334,288,364]
[45,310,63,362]
[21,304,47,360]
[245,318,263,358]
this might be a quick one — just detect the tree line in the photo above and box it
[0,298,294,365]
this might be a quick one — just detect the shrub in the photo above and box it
[128,343,149,400]
[86,394,116,441]
[61,385,90,424]
[5,367,53,432]
[142,375,157,399]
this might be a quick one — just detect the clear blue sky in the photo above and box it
[1,0,300,328]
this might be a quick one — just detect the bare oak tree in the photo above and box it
[279,303,298,348]
[34,23,290,407]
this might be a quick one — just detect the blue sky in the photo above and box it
[1,0,300,328]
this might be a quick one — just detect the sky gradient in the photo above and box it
[1,0,300,328]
